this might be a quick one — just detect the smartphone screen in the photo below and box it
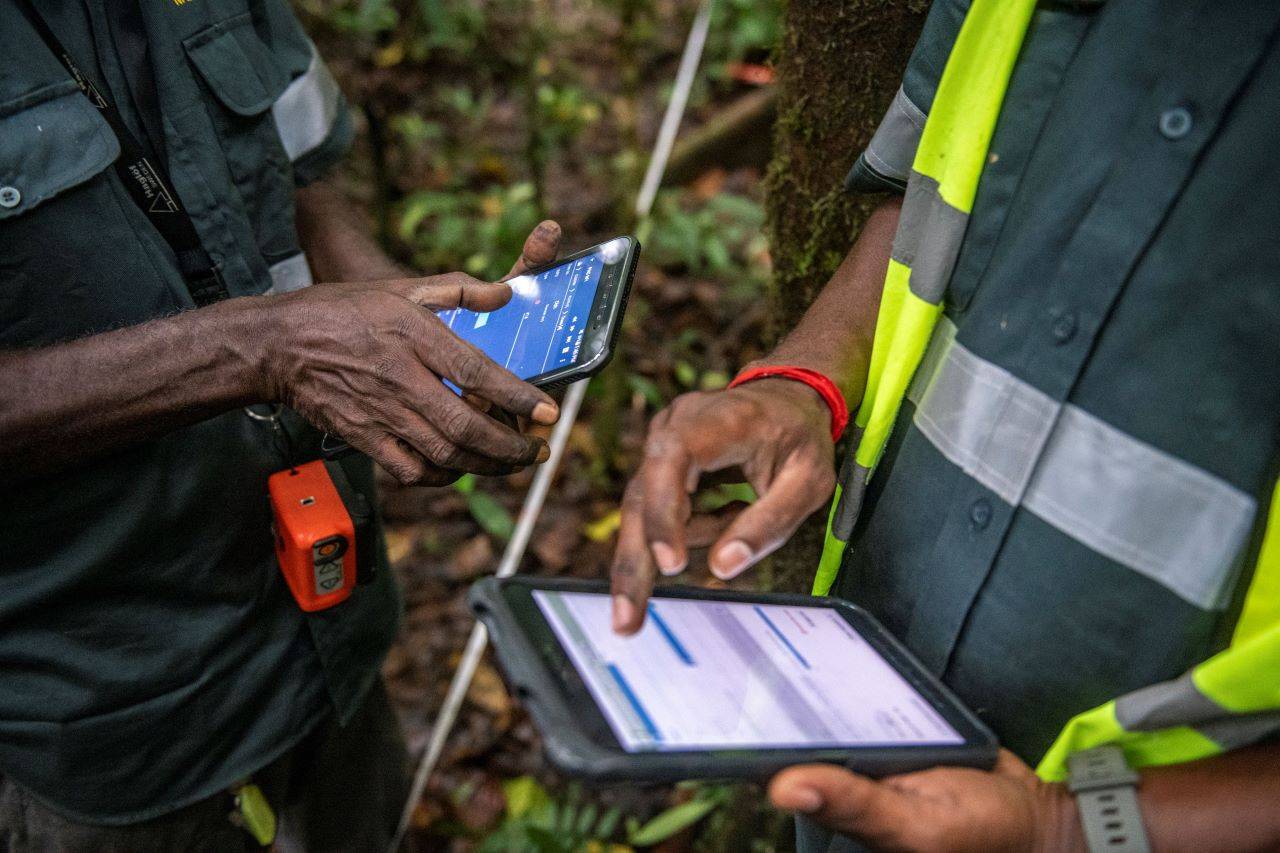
[438,238,631,383]
[531,590,964,752]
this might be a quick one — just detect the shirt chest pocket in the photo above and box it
[0,85,185,345]
[183,14,300,266]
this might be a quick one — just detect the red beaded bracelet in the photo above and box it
[727,366,850,443]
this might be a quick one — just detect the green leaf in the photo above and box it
[700,370,730,391]
[595,805,622,839]
[626,798,721,847]
[573,802,598,839]
[452,473,476,495]
[467,490,515,540]
[503,775,552,821]
[695,482,758,513]
[674,361,697,388]
[626,374,664,408]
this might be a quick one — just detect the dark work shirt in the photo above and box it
[0,0,396,824]
[803,2,1280,850]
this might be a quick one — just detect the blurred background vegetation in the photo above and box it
[292,0,920,849]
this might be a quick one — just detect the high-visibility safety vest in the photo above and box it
[814,0,1280,781]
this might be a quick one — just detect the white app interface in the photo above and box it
[532,591,963,751]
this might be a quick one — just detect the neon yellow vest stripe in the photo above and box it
[814,0,1037,596]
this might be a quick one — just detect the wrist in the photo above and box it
[1033,781,1086,853]
[730,364,849,443]
[222,294,292,403]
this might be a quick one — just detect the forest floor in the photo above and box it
[298,0,795,849]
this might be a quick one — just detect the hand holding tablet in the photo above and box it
[471,578,997,782]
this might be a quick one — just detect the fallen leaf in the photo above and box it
[383,526,416,566]
[446,534,494,580]
[584,509,621,543]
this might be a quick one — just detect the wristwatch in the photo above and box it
[1067,746,1151,853]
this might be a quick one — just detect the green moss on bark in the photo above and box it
[759,1,925,592]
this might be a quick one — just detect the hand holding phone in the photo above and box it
[267,269,560,484]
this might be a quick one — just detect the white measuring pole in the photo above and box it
[391,379,586,850]
[391,2,715,847]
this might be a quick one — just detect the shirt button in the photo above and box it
[0,186,20,208]
[1052,311,1077,344]
[969,498,992,530]
[1159,106,1193,140]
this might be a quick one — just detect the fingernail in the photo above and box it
[711,540,754,579]
[535,443,550,463]
[652,542,685,576]
[790,787,823,814]
[612,595,637,633]
[532,401,559,424]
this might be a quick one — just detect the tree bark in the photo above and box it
[758,1,926,593]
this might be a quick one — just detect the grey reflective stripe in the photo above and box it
[909,318,1256,609]
[266,252,314,295]
[1115,672,1280,751]
[892,171,968,304]
[862,86,927,184]
[831,449,871,541]
[1022,406,1253,609]
[1197,711,1280,751]
[910,319,1059,505]
[272,44,342,162]
[1114,672,1221,730]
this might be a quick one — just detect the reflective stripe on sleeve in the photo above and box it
[265,252,314,295]
[892,172,970,303]
[861,86,928,185]
[909,318,1256,610]
[272,44,342,162]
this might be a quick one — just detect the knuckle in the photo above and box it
[388,457,424,486]
[450,354,486,390]
[642,426,680,459]
[438,407,477,445]
[420,436,455,466]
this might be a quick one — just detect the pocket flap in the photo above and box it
[0,83,120,221]
[184,15,289,117]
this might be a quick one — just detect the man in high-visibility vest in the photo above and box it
[609,0,1280,849]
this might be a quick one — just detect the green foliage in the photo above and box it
[453,474,515,540]
[706,0,782,77]
[646,190,769,292]
[625,786,730,846]
[477,777,623,853]
[533,83,604,151]
[400,183,541,280]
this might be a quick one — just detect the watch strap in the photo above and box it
[1067,746,1151,853]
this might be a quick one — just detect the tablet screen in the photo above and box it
[532,591,963,752]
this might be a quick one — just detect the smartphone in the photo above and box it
[438,236,640,391]
[469,576,998,783]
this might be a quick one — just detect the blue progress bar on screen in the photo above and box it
[606,664,661,742]
[754,606,810,670]
[647,604,694,665]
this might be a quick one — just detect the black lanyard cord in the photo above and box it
[17,1,229,307]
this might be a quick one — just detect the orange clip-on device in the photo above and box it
[268,458,374,612]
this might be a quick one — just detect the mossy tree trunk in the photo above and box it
[758,1,926,593]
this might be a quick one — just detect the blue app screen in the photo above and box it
[439,250,605,381]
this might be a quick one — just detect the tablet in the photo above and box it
[470,577,997,782]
